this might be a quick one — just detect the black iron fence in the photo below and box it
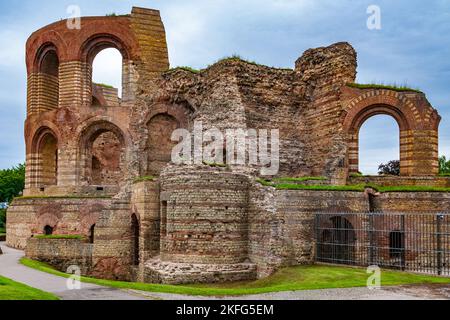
[315,212,450,276]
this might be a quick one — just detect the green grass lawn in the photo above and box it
[0,275,59,300]
[20,258,450,297]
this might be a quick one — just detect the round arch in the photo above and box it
[30,127,59,187]
[343,102,415,176]
[77,120,127,186]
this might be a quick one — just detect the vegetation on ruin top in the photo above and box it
[273,176,328,183]
[166,54,293,75]
[20,258,450,296]
[347,82,423,93]
[133,176,156,183]
[94,82,115,89]
[34,234,85,240]
[0,275,59,300]
[256,178,450,193]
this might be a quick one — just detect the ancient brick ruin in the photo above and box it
[6,7,449,283]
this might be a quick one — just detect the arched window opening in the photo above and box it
[81,128,125,186]
[38,49,60,111]
[92,48,123,104]
[131,214,140,266]
[147,114,179,175]
[389,230,405,259]
[359,115,399,175]
[44,225,53,236]
[89,224,96,244]
[38,132,58,187]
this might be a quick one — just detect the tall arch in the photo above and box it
[343,90,440,176]
[78,121,126,186]
[344,104,410,176]
[80,34,135,105]
[31,127,59,188]
[31,43,60,114]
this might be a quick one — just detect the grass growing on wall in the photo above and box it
[256,179,450,193]
[0,275,59,300]
[20,258,450,296]
[347,82,422,93]
[133,176,156,184]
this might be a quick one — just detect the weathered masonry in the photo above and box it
[6,7,448,283]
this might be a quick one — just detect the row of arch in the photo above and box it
[32,34,132,112]
[30,112,182,188]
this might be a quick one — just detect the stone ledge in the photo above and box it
[143,258,257,285]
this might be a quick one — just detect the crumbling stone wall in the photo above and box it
[5,6,446,284]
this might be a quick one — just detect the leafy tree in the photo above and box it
[0,163,25,203]
[439,156,450,175]
[378,160,400,176]
[0,209,5,232]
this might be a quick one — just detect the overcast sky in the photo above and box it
[0,0,449,174]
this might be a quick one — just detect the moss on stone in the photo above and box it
[133,176,156,183]
[347,82,422,93]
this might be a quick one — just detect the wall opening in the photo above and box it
[389,230,405,259]
[131,214,140,266]
[318,216,356,265]
[358,115,400,175]
[92,48,123,104]
[89,224,96,244]
[147,114,179,175]
[44,225,54,236]
[80,124,125,186]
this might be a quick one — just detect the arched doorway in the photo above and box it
[131,214,140,266]
[358,115,399,175]
[44,225,54,236]
[319,216,356,264]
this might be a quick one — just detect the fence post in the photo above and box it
[401,214,406,271]
[368,213,374,266]
[315,214,320,262]
[436,214,443,276]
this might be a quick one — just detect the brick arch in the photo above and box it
[79,33,136,104]
[343,90,439,176]
[77,119,128,185]
[143,103,193,175]
[80,33,131,65]
[26,31,68,74]
[29,126,60,188]
[79,204,104,234]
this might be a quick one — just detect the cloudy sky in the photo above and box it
[0,0,449,174]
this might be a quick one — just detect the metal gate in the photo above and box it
[315,212,450,276]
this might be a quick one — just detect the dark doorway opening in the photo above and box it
[89,224,96,244]
[131,214,140,266]
[44,225,53,236]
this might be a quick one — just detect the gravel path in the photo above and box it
[1,242,449,300]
